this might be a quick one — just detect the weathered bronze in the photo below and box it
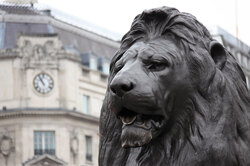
[99,6,250,166]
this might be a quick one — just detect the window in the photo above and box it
[90,57,98,70]
[102,61,110,75]
[0,23,5,49]
[85,136,92,162]
[47,24,54,33]
[82,95,90,114]
[98,58,110,75]
[246,76,250,90]
[248,59,250,70]
[242,55,248,68]
[236,52,242,65]
[231,48,236,57]
[34,131,55,155]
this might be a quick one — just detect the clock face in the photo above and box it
[33,73,54,94]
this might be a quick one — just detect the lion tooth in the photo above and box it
[120,116,136,125]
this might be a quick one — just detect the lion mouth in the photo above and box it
[119,111,137,125]
[118,107,165,148]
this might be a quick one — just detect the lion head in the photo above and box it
[99,7,250,166]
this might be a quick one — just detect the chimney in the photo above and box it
[3,0,38,5]
[40,9,51,16]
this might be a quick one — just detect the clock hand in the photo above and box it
[39,75,45,86]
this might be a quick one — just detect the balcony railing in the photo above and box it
[86,153,92,162]
[34,149,55,155]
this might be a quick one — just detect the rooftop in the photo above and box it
[0,4,120,59]
[210,26,250,56]
[0,4,40,15]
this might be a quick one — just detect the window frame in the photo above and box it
[85,135,93,162]
[242,55,248,68]
[34,131,55,156]
[246,76,250,90]
[0,23,6,49]
[82,95,90,114]
[236,52,242,65]
[89,56,98,70]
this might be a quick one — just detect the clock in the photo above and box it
[33,73,54,94]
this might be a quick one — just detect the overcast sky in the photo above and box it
[35,0,250,46]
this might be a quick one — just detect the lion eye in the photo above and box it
[148,62,167,71]
[114,64,123,73]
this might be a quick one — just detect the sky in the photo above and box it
[7,0,250,46]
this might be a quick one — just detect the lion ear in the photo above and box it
[209,41,227,70]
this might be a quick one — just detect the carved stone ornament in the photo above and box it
[99,6,250,166]
[17,35,81,69]
[19,37,58,61]
[20,40,59,69]
[70,131,79,156]
[44,41,56,56]
[0,131,14,158]
[33,44,45,59]
[0,136,12,156]
[22,40,33,57]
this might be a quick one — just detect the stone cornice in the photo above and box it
[0,49,20,58]
[0,109,99,125]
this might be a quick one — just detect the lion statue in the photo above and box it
[99,6,250,166]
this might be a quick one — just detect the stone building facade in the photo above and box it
[0,5,119,166]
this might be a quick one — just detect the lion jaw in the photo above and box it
[119,110,166,148]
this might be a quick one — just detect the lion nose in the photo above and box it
[110,78,134,97]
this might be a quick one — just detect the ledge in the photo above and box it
[0,108,100,124]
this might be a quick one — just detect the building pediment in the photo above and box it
[23,154,67,166]
[15,34,81,69]
[18,34,62,59]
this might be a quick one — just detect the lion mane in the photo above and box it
[99,7,250,166]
